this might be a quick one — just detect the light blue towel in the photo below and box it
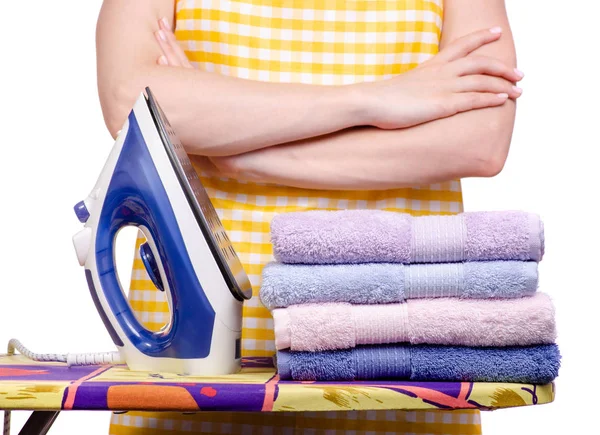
[260,261,538,309]
[276,344,560,383]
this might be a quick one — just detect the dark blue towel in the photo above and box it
[276,344,560,384]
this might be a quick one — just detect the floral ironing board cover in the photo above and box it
[0,355,554,412]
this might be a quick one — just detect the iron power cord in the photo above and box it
[3,339,125,435]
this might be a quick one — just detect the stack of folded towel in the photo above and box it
[260,210,560,384]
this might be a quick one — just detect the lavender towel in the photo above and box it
[276,344,560,383]
[272,293,556,350]
[270,210,544,264]
[260,261,538,309]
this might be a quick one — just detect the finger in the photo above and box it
[159,17,194,68]
[450,55,524,83]
[157,45,180,67]
[435,27,503,63]
[450,92,509,114]
[157,46,180,67]
[154,29,182,67]
[457,75,523,99]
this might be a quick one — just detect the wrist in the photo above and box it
[323,83,369,129]
[341,81,377,127]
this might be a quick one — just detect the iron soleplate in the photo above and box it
[145,87,252,302]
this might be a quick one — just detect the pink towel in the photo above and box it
[272,293,556,351]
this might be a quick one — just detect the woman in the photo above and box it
[96,0,521,433]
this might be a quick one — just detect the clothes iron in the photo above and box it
[71,87,252,375]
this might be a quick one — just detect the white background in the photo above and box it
[0,1,598,433]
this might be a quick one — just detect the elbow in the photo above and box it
[471,142,509,178]
[99,77,146,140]
[104,115,124,141]
[99,83,132,139]
[464,118,513,178]
[104,111,126,140]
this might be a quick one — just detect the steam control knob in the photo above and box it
[74,201,90,223]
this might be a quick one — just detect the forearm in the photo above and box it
[438,0,517,170]
[101,66,358,156]
[96,0,359,156]
[214,0,518,190]
[214,110,510,190]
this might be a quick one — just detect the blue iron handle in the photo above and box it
[96,211,174,355]
[93,112,216,359]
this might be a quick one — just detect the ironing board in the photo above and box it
[0,354,554,435]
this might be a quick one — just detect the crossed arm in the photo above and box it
[97,0,519,190]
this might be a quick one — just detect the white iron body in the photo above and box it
[73,91,251,375]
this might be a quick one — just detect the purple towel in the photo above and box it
[270,210,544,264]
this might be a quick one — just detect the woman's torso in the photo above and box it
[111,2,476,433]
[176,0,463,357]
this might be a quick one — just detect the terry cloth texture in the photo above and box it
[270,210,544,264]
[272,293,556,350]
[277,344,561,383]
[260,261,538,309]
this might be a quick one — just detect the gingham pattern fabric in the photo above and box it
[175,0,445,84]
[110,0,476,433]
[111,410,482,434]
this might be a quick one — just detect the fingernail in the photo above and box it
[156,30,167,42]
[158,55,168,65]
[497,93,509,99]
[512,86,523,94]
[161,17,172,31]
[514,68,525,78]
[489,26,502,34]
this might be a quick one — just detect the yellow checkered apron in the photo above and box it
[110,0,482,433]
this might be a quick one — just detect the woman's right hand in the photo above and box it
[357,27,524,129]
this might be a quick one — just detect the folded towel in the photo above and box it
[271,210,544,264]
[276,344,560,383]
[272,293,556,350]
[260,261,538,309]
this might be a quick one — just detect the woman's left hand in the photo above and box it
[154,18,242,174]
[154,18,194,69]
